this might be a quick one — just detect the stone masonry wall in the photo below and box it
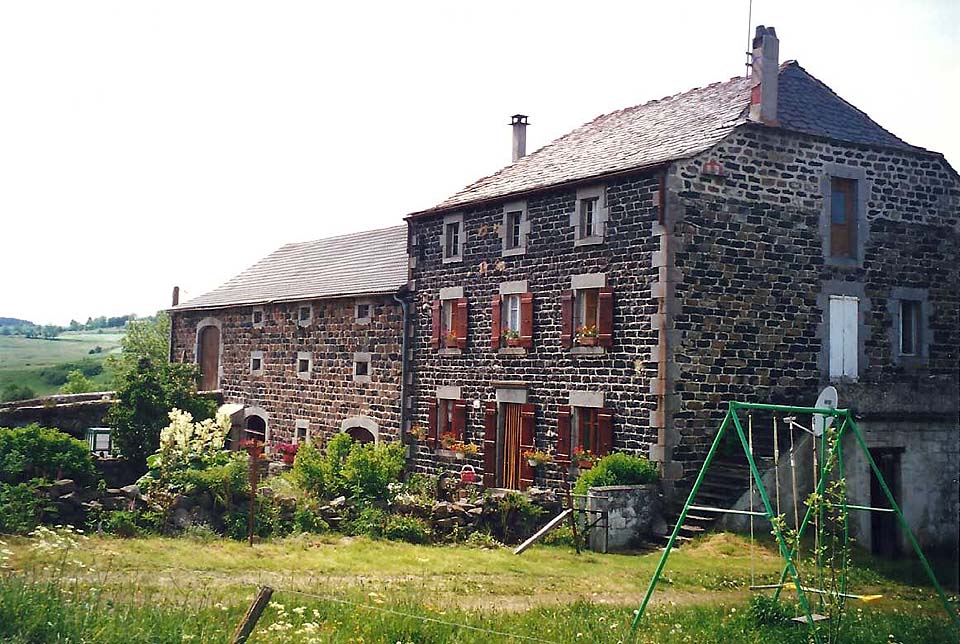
[407,174,663,487]
[170,295,404,446]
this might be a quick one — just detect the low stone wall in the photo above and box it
[586,484,661,553]
[0,392,115,438]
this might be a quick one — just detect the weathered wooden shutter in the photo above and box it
[598,287,614,348]
[431,300,441,350]
[453,400,467,443]
[520,292,534,349]
[483,401,498,487]
[830,178,856,258]
[490,295,502,349]
[519,403,535,490]
[597,408,614,456]
[455,297,469,349]
[427,399,439,448]
[829,296,859,379]
[560,290,574,348]
[556,406,572,463]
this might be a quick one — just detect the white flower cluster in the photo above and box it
[157,409,232,467]
[0,539,12,569]
[265,602,325,643]
[28,525,88,553]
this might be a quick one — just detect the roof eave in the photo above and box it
[405,160,673,221]
[169,285,408,314]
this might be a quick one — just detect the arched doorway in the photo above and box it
[244,415,267,442]
[197,325,221,391]
[345,425,376,444]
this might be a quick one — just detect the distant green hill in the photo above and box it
[0,317,34,327]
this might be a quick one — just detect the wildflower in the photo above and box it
[293,606,306,615]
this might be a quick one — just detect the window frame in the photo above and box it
[297,304,313,327]
[500,200,528,257]
[355,299,373,325]
[572,185,608,247]
[296,351,312,380]
[899,300,920,357]
[295,420,311,445]
[250,350,264,376]
[820,165,868,267]
[441,213,465,264]
[251,307,264,328]
[887,287,930,366]
[353,352,372,383]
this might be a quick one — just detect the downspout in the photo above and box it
[393,288,412,442]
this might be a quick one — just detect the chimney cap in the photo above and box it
[510,114,529,125]
[752,25,777,47]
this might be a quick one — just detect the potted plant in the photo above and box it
[502,329,522,347]
[573,446,597,469]
[239,438,264,460]
[523,449,553,468]
[277,442,299,465]
[408,425,427,441]
[576,324,599,346]
[440,431,457,450]
[444,331,459,348]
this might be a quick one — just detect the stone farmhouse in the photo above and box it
[171,27,958,554]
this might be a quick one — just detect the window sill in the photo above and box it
[353,375,371,384]
[436,448,467,460]
[296,373,311,381]
[824,256,862,268]
[441,255,464,265]
[438,348,462,356]
[571,346,605,356]
[574,235,604,248]
[355,318,371,325]
[498,347,527,356]
[250,371,264,377]
[502,246,526,258]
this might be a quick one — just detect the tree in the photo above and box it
[106,313,216,467]
[1,384,35,403]
[59,370,96,395]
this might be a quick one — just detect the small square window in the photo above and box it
[295,421,310,445]
[579,197,598,239]
[252,309,264,327]
[250,351,264,375]
[356,303,370,320]
[445,222,460,258]
[296,352,312,380]
[298,305,312,326]
[506,211,522,249]
[356,361,369,376]
[354,352,372,382]
[298,358,309,373]
[899,300,921,356]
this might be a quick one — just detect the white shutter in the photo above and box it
[829,296,859,379]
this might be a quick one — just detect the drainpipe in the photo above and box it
[393,287,412,442]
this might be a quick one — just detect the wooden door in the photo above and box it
[198,326,220,391]
[500,403,523,489]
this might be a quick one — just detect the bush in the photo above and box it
[572,452,658,495]
[0,482,50,533]
[60,370,96,395]
[0,425,97,486]
[484,491,544,543]
[1,384,35,403]
[341,441,405,503]
[292,441,326,497]
[383,515,431,544]
[344,506,387,538]
[223,498,293,541]
[749,594,791,626]
[462,530,502,549]
[169,454,249,509]
[293,504,329,534]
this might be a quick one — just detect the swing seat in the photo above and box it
[858,594,883,602]
[791,614,829,624]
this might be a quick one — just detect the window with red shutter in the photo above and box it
[556,406,572,463]
[519,403,535,490]
[453,400,467,443]
[560,290,574,348]
[519,293,534,349]
[597,408,614,456]
[431,300,441,350]
[455,297,468,349]
[598,287,614,348]
[427,399,439,448]
[490,295,502,349]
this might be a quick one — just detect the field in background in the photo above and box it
[1,531,955,643]
[0,329,124,397]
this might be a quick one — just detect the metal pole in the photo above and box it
[847,416,959,628]
[729,406,822,644]
[630,409,733,633]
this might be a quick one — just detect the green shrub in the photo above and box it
[749,594,792,626]
[59,370,96,395]
[0,481,50,533]
[383,515,431,544]
[484,491,544,543]
[293,504,329,534]
[541,524,583,549]
[344,506,387,538]
[169,453,249,509]
[223,498,292,541]
[341,441,405,503]
[462,530,502,549]
[1,384,35,403]
[103,510,164,538]
[292,441,326,497]
[572,452,658,495]
[0,425,97,486]
[323,433,355,498]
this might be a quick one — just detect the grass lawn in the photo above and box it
[2,531,956,643]
[0,329,124,397]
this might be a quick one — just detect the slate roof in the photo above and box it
[173,225,408,311]
[418,62,926,214]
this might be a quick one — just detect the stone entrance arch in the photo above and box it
[340,416,379,445]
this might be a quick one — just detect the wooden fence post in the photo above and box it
[230,585,273,644]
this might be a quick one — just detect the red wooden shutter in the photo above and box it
[455,297,469,349]
[519,403,535,490]
[431,300,441,350]
[427,399,439,448]
[453,400,467,443]
[598,287,614,349]
[490,295,502,349]
[556,406,572,463]
[520,292,534,349]
[483,401,498,487]
[597,408,614,456]
[560,290,574,348]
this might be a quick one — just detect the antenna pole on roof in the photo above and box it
[744,0,754,78]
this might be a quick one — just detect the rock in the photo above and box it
[432,501,455,519]
[120,484,141,499]
[467,507,484,517]
[329,496,347,508]
[171,495,195,510]
[172,508,192,530]
[52,479,76,496]
[101,495,130,511]
[59,492,81,506]
[196,492,214,510]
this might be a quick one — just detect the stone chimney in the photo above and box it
[171,286,180,307]
[511,114,528,162]
[749,25,779,126]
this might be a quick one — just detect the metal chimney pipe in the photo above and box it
[511,114,528,162]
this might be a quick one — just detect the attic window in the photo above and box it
[297,304,313,327]
[252,308,264,328]
[501,201,528,257]
[355,301,372,323]
[572,185,607,246]
[440,213,464,264]
[297,351,312,380]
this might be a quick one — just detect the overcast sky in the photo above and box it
[1,1,957,325]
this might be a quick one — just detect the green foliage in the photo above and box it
[292,440,326,497]
[40,359,103,386]
[107,356,217,466]
[344,506,387,538]
[749,594,791,626]
[105,312,170,380]
[573,452,659,495]
[323,432,354,498]
[341,441,405,503]
[0,482,50,533]
[0,424,97,486]
[169,454,249,508]
[59,370,95,394]
[462,530,503,549]
[486,491,544,543]
[293,503,329,534]
[382,515,431,544]
[223,499,293,541]
[1,383,35,402]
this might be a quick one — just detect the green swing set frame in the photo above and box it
[629,401,959,642]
